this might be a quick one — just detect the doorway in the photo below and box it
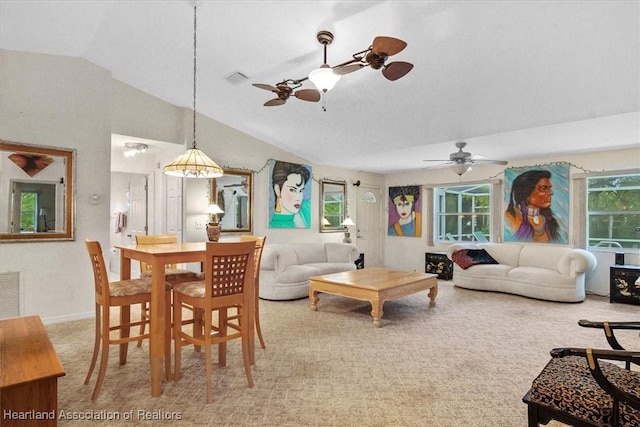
[355,185,382,267]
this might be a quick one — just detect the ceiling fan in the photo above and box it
[252,79,320,107]
[253,30,413,107]
[423,142,508,175]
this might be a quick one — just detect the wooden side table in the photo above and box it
[0,315,65,426]
[425,252,453,280]
[610,264,640,305]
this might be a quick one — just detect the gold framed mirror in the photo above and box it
[320,180,347,233]
[210,169,253,233]
[0,141,75,242]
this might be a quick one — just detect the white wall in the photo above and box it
[0,50,112,322]
[383,147,640,295]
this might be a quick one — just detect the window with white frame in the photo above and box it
[435,184,491,242]
[587,173,640,249]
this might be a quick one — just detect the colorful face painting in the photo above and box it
[268,160,312,229]
[388,185,422,237]
[503,162,569,243]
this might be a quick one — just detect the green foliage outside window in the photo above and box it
[436,185,491,241]
[20,192,37,231]
[587,174,640,249]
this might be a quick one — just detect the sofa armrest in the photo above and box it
[261,244,298,274]
[557,249,597,277]
[325,242,360,263]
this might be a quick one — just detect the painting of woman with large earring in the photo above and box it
[269,160,312,228]
[504,163,569,243]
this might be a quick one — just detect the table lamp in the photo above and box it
[205,204,224,242]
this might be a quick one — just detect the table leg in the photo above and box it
[149,263,166,397]
[119,253,132,364]
[370,297,383,328]
[309,287,319,311]
[428,283,438,307]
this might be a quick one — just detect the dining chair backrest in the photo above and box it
[203,241,255,308]
[239,235,266,280]
[135,234,180,272]
[85,240,110,305]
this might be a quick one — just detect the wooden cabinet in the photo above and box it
[425,252,453,280]
[610,265,640,305]
[1,315,65,426]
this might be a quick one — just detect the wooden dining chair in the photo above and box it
[172,241,256,403]
[84,240,171,401]
[135,234,200,346]
[238,235,267,350]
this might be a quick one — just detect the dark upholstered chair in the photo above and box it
[523,320,640,426]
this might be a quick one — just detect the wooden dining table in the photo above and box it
[115,241,255,397]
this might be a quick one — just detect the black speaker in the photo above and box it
[615,253,625,265]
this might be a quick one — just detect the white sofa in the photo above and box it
[446,242,597,302]
[259,242,360,300]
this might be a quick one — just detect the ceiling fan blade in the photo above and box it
[372,36,407,56]
[382,61,414,81]
[423,159,452,162]
[294,89,321,102]
[253,83,279,92]
[423,162,456,170]
[264,98,286,107]
[333,63,365,75]
[470,159,509,165]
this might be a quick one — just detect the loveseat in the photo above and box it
[446,242,597,302]
[259,242,360,300]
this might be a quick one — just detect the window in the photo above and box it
[587,173,640,249]
[20,191,38,232]
[435,184,491,242]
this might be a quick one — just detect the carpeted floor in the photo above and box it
[46,281,639,426]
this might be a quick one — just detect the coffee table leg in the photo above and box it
[370,298,383,328]
[310,288,319,311]
[428,283,438,307]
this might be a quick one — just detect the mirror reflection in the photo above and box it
[320,180,346,232]
[210,169,253,233]
[0,141,75,242]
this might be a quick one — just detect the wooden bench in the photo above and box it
[0,315,65,426]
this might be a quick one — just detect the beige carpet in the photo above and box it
[46,281,639,426]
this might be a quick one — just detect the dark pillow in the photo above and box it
[452,249,498,270]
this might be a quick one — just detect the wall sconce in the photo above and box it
[124,142,148,158]
[341,217,356,243]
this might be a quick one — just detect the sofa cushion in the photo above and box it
[452,249,498,269]
[508,266,575,286]
[307,262,357,276]
[479,243,522,266]
[458,263,513,278]
[292,244,328,264]
[519,244,568,271]
[325,242,357,263]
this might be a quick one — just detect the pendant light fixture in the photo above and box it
[164,4,223,179]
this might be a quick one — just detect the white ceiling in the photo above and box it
[1,1,638,174]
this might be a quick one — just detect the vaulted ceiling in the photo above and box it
[1,1,638,173]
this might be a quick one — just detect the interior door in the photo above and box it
[356,185,382,267]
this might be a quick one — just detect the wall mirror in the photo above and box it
[210,169,253,233]
[320,180,346,232]
[0,141,75,242]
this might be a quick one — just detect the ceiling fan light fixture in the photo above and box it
[309,64,341,93]
[453,163,472,176]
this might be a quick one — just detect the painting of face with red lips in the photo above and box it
[269,160,312,228]
[388,185,422,237]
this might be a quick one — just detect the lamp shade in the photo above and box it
[205,204,224,214]
[164,147,224,178]
[308,64,341,93]
[341,217,356,226]
[322,217,331,226]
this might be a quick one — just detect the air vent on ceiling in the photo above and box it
[224,71,249,85]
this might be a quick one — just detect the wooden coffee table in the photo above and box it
[309,267,438,327]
